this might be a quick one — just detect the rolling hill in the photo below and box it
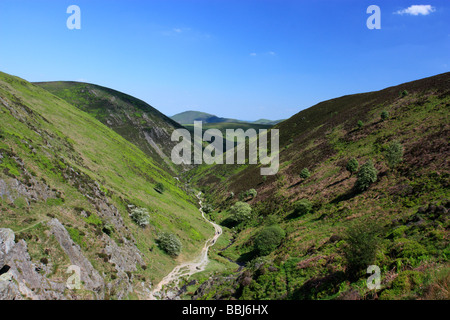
[181,72,450,300]
[34,81,185,173]
[171,111,236,124]
[0,71,214,299]
[171,110,283,126]
[1,70,449,301]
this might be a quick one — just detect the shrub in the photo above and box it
[202,203,214,214]
[157,232,182,256]
[400,90,409,97]
[354,160,377,192]
[130,207,150,227]
[299,168,311,179]
[357,120,364,129]
[385,141,404,169]
[254,225,286,256]
[229,201,252,223]
[154,182,165,194]
[343,222,381,279]
[264,215,279,226]
[247,189,257,199]
[294,199,313,217]
[381,110,389,121]
[346,158,359,176]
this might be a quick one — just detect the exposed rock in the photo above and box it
[0,228,66,300]
[0,228,15,259]
[103,234,144,274]
[0,177,56,204]
[47,219,105,299]
[102,234,145,300]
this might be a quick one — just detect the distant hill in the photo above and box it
[171,110,283,126]
[252,118,284,125]
[171,111,237,124]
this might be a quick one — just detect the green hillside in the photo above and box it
[34,81,184,173]
[182,72,450,300]
[171,110,235,124]
[253,119,284,125]
[0,72,213,299]
[171,110,280,126]
[1,70,449,301]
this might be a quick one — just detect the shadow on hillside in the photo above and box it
[326,177,348,188]
[236,250,258,265]
[330,188,358,204]
[290,271,346,300]
[285,211,300,221]
[288,180,304,189]
[220,217,237,228]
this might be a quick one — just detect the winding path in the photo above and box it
[149,192,222,299]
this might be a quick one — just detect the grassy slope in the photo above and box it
[185,72,450,300]
[171,110,278,126]
[34,81,183,174]
[171,111,221,124]
[0,72,214,295]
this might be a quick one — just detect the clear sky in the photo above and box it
[0,0,449,121]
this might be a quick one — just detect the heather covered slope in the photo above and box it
[184,72,450,300]
[34,81,184,173]
[0,72,213,299]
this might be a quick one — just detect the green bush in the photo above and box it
[157,232,182,256]
[385,141,404,169]
[380,270,424,299]
[254,225,286,256]
[202,203,214,214]
[294,199,313,217]
[354,160,378,192]
[130,207,150,227]
[247,189,257,199]
[343,222,381,279]
[154,182,165,194]
[230,201,252,223]
[381,110,389,121]
[299,168,311,179]
[400,90,409,97]
[357,120,364,129]
[346,158,359,176]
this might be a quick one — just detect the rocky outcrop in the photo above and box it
[0,228,66,300]
[102,234,144,300]
[47,219,105,299]
[0,175,56,205]
[0,219,109,300]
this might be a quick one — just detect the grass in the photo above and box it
[186,72,450,300]
[0,71,215,296]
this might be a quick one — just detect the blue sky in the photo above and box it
[0,0,449,121]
